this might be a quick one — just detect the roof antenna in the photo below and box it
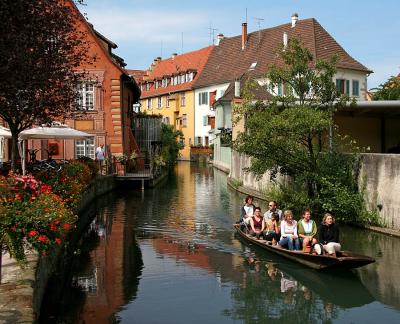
[160,39,163,58]
[246,8,248,23]
[208,23,218,45]
[253,17,264,43]
[181,32,184,53]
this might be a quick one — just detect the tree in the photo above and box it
[234,39,366,220]
[0,0,93,170]
[372,75,400,100]
[160,123,184,168]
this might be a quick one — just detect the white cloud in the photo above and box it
[84,7,208,45]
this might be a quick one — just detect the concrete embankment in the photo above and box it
[0,175,116,323]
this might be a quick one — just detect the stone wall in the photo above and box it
[229,150,400,230]
[359,154,400,229]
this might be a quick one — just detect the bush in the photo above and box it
[35,161,92,209]
[0,174,75,261]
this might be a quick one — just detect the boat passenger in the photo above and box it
[240,195,256,229]
[278,210,300,251]
[264,211,280,244]
[264,200,283,221]
[249,207,265,239]
[319,213,341,257]
[298,209,318,252]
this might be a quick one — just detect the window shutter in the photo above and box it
[346,80,350,95]
[203,115,208,126]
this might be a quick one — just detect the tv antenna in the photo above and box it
[253,17,264,43]
[208,24,218,45]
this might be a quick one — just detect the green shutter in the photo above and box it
[203,115,208,126]
[346,80,350,95]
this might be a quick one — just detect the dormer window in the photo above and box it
[249,62,257,70]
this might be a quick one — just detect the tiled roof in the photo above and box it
[139,46,214,98]
[194,18,371,88]
[127,69,146,83]
[215,71,272,105]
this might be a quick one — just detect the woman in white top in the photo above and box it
[278,210,300,251]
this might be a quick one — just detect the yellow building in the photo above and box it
[129,46,213,160]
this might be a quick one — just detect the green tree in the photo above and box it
[234,38,366,221]
[0,0,92,170]
[160,123,184,168]
[372,75,400,100]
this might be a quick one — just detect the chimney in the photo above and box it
[156,56,162,63]
[171,53,178,59]
[216,33,224,45]
[234,80,241,97]
[291,13,298,28]
[241,23,247,50]
[283,32,288,49]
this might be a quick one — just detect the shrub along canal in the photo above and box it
[40,163,400,323]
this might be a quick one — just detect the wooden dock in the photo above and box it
[115,170,167,189]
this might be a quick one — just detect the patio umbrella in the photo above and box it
[0,126,11,138]
[0,126,11,163]
[19,123,94,174]
[19,124,94,140]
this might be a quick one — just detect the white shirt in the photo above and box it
[264,209,283,221]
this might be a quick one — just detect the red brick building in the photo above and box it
[28,1,141,162]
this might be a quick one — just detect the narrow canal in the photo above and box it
[41,163,400,323]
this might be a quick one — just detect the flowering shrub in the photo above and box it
[35,161,92,209]
[0,174,75,261]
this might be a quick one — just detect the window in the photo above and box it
[155,81,158,89]
[205,136,209,146]
[75,139,95,159]
[336,79,350,95]
[181,92,186,106]
[198,92,209,105]
[182,114,187,128]
[162,78,167,87]
[162,116,170,124]
[157,97,162,109]
[188,72,194,82]
[203,115,209,126]
[180,75,185,83]
[352,80,360,96]
[146,83,151,91]
[196,137,202,145]
[147,98,153,110]
[249,62,257,70]
[78,82,95,110]
[277,83,283,96]
[166,95,170,107]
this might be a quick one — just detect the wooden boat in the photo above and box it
[234,224,375,270]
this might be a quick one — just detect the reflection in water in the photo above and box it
[41,163,400,323]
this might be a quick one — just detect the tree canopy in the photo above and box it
[372,75,400,100]
[234,39,374,222]
[0,0,93,169]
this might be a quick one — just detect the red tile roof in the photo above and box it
[139,46,214,98]
[194,18,371,88]
[127,69,146,83]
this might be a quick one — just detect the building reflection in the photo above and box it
[69,197,143,324]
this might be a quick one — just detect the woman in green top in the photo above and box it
[297,209,317,252]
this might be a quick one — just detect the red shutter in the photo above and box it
[208,116,215,129]
[209,90,217,106]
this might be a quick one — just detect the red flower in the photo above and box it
[55,238,62,245]
[63,223,71,231]
[15,193,22,200]
[49,223,57,231]
[38,235,48,243]
[28,230,39,237]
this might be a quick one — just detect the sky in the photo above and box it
[79,0,400,89]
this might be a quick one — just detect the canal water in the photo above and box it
[41,163,400,323]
